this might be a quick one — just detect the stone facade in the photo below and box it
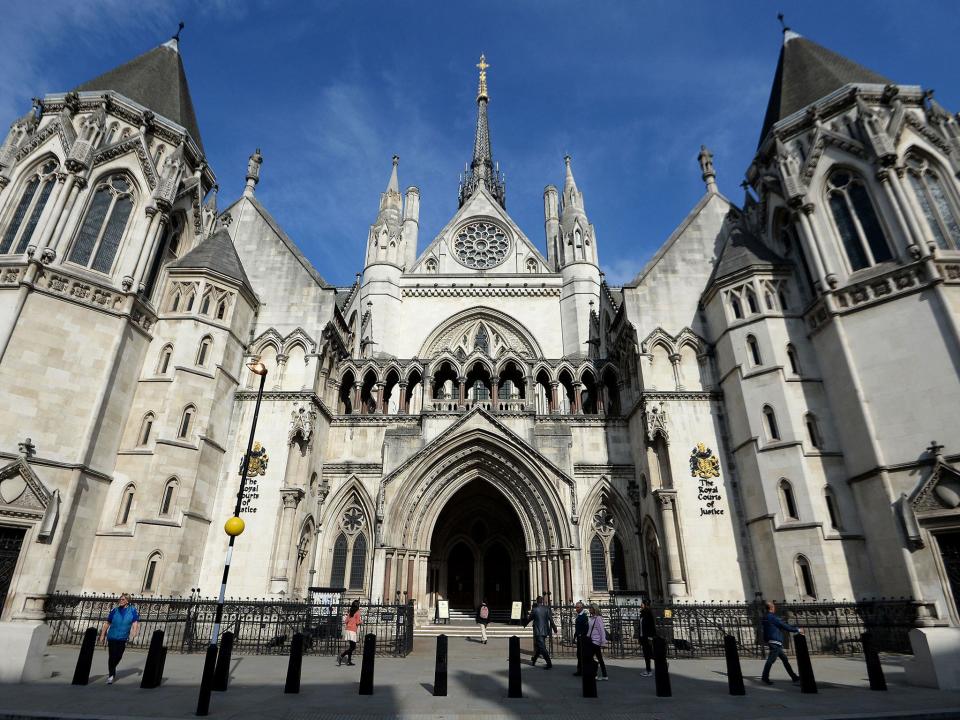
[0,31,958,628]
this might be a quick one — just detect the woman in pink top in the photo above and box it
[587,603,609,680]
[338,599,362,666]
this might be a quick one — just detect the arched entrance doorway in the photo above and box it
[430,480,527,613]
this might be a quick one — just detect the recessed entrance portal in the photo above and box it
[429,480,527,613]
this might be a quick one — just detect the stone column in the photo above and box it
[274,354,288,390]
[458,377,466,405]
[383,551,394,600]
[353,382,362,414]
[549,381,559,414]
[373,382,383,414]
[669,353,681,391]
[890,167,935,256]
[271,488,304,593]
[48,177,84,257]
[877,168,923,254]
[573,382,583,415]
[540,556,550,596]
[398,381,409,413]
[795,205,829,288]
[426,377,435,411]
[596,383,605,415]
[406,555,415,603]
[653,489,687,598]
[490,375,499,406]
[562,554,573,603]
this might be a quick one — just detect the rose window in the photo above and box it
[453,221,510,269]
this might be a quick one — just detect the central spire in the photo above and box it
[459,53,506,209]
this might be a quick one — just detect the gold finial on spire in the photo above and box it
[477,53,490,101]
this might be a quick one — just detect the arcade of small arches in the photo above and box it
[333,359,624,417]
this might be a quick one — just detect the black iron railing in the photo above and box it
[540,598,917,659]
[43,593,414,657]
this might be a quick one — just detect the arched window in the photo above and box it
[746,334,762,366]
[786,344,800,375]
[185,289,196,312]
[780,479,799,520]
[216,299,227,320]
[200,292,212,316]
[68,174,134,273]
[168,290,181,312]
[178,405,195,439]
[138,413,155,446]
[778,287,789,310]
[157,344,173,375]
[349,533,367,590]
[526,257,538,273]
[117,484,135,525]
[763,405,780,441]
[730,295,743,320]
[0,159,58,254]
[590,535,608,591]
[805,413,822,449]
[425,257,438,274]
[196,336,212,367]
[905,154,960,250]
[824,487,841,530]
[143,551,162,592]
[826,170,892,271]
[764,290,775,310]
[745,287,760,314]
[795,555,816,599]
[159,478,178,516]
[330,533,348,588]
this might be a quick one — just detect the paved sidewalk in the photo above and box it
[2,636,959,720]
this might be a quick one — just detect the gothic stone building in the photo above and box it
[0,30,959,627]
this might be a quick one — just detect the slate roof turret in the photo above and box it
[758,30,891,147]
[74,38,205,153]
[169,227,253,293]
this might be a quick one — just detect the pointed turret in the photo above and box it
[758,28,890,147]
[458,54,506,208]
[365,156,404,266]
[73,31,205,152]
[558,156,597,267]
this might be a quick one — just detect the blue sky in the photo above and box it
[3,1,959,286]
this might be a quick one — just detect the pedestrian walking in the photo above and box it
[637,599,657,677]
[760,601,802,685]
[337,599,362,666]
[525,595,557,669]
[587,603,609,680]
[98,593,139,684]
[572,600,589,676]
[476,599,490,644]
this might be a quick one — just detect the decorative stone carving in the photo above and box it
[645,402,669,442]
[289,403,317,447]
[452,220,511,269]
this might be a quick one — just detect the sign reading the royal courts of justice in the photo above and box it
[690,442,724,517]
[239,442,269,514]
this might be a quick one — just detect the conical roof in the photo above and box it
[709,225,785,286]
[74,40,204,153]
[758,31,890,147]
[169,228,252,291]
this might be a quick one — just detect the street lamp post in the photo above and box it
[197,358,268,716]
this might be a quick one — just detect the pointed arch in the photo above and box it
[419,307,544,359]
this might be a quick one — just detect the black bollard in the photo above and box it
[195,643,219,716]
[653,636,672,698]
[582,646,597,698]
[358,633,376,695]
[861,632,887,691]
[507,635,522,698]
[794,633,818,694]
[212,631,234,692]
[141,630,166,689]
[71,627,97,686]
[434,634,448,696]
[158,646,168,686]
[285,633,304,694]
[723,634,745,696]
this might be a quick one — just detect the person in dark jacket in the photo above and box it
[572,601,589,676]
[476,599,490,644]
[637,600,657,677]
[761,601,802,684]
[525,595,558,668]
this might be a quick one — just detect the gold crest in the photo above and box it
[689,442,720,479]
[241,441,269,477]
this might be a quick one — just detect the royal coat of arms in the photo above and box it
[241,442,269,477]
[689,442,720,479]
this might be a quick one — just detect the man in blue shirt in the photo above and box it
[760,601,801,685]
[98,593,140,684]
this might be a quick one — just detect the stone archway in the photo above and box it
[376,414,575,616]
[429,480,527,612]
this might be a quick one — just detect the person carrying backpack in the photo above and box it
[476,598,490,644]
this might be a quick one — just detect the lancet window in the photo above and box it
[905,153,960,250]
[68,174,135,273]
[0,159,58,254]
[826,170,892,271]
